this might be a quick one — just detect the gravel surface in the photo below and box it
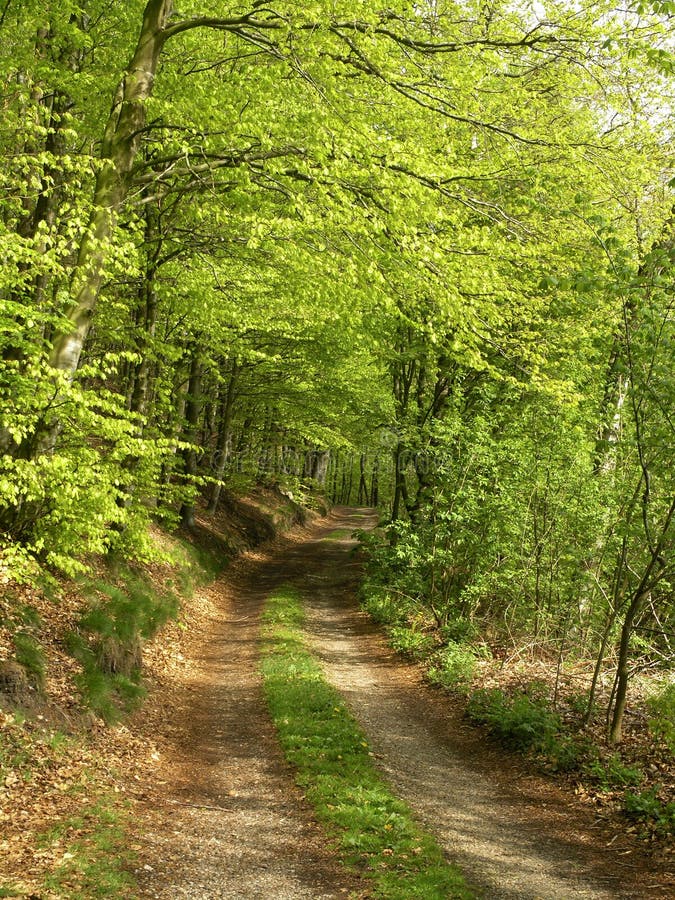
[130,507,673,899]
[132,527,369,899]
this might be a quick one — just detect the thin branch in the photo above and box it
[0,0,12,29]
[133,145,305,185]
[162,14,283,42]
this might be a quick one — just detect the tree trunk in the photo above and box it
[391,442,409,521]
[358,453,368,504]
[370,455,379,507]
[312,450,330,486]
[207,361,239,514]
[49,0,173,377]
[608,495,675,743]
[179,347,204,530]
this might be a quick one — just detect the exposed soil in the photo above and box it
[130,507,674,899]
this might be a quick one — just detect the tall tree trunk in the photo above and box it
[391,442,409,521]
[609,495,675,743]
[358,453,368,504]
[370,455,379,507]
[312,450,330,486]
[330,451,340,503]
[49,0,173,377]
[179,347,204,530]
[207,361,239,514]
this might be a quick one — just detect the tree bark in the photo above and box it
[609,495,675,743]
[391,442,409,521]
[358,453,368,504]
[49,0,174,377]
[370,455,379,507]
[179,347,204,530]
[207,361,239,514]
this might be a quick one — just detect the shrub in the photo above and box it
[360,586,410,627]
[583,753,643,790]
[427,643,479,691]
[466,685,579,770]
[439,618,479,644]
[388,626,435,660]
[646,681,675,754]
[624,787,675,837]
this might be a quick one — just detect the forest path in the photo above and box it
[133,508,670,899]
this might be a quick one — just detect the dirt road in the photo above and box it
[133,508,672,899]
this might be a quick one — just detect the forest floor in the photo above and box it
[128,507,673,899]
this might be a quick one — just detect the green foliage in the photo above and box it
[171,536,227,589]
[388,626,435,661]
[0,0,672,750]
[261,585,474,898]
[427,644,482,692]
[66,572,178,722]
[360,585,412,628]
[12,631,45,688]
[38,798,136,898]
[623,787,675,837]
[583,753,643,791]
[466,686,579,771]
[0,713,31,776]
[2,603,45,687]
[646,681,675,754]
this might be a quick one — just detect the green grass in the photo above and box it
[38,799,136,898]
[261,585,475,899]
[1,712,137,899]
[321,528,354,541]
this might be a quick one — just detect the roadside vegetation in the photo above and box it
[359,547,675,844]
[0,518,227,896]
[261,584,475,899]
[0,708,135,898]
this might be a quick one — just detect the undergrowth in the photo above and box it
[38,798,135,898]
[466,686,580,772]
[261,584,474,899]
[0,711,136,898]
[66,571,178,723]
[64,534,220,723]
[646,681,675,754]
[359,580,674,838]
[624,787,675,836]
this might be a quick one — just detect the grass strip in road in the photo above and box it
[260,585,474,900]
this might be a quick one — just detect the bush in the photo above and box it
[439,618,479,644]
[646,681,675,754]
[624,787,675,836]
[466,685,580,770]
[427,643,479,691]
[583,753,643,790]
[360,586,410,627]
[388,626,435,660]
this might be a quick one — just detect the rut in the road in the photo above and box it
[133,519,369,899]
